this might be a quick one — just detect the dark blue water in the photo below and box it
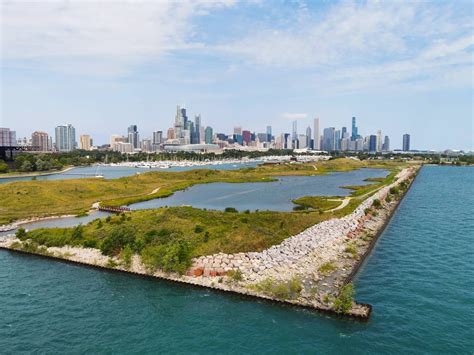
[131,168,387,211]
[0,166,472,353]
[0,162,259,184]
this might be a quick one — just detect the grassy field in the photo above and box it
[0,158,409,225]
[11,158,415,273]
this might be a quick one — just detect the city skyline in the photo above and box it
[1,1,473,151]
[3,110,415,153]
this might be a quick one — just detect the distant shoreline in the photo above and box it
[0,166,74,179]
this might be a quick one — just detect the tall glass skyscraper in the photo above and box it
[127,125,139,149]
[403,134,410,151]
[351,117,358,140]
[55,124,76,152]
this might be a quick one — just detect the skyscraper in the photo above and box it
[79,134,92,150]
[335,129,341,150]
[266,125,272,142]
[341,126,348,138]
[382,135,390,151]
[194,114,201,144]
[31,131,49,151]
[322,127,335,151]
[0,128,17,146]
[204,126,213,144]
[313,118,320,150]
[242,130,251,144]
[376,130,382,152]
[292,120,297,148]
[403,134,411,151]
[127,125,139,149]
[369,135,377,152]
[351,117,358,140]
[152,131,163,145]
[55,124,76,152]
[305,126,312,148]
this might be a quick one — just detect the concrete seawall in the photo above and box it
[0,166,418,320]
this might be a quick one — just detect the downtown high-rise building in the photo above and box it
[403,134,411,151]
[79,134,92,150]
[55,124,76,152]
[152,131,163,145]
[204,126,213,144]
[313,118,320,150]
[31,131,50,151]
[266,126,272,142]
[351,117,358,140]
[369,135,377,152]
[376,130,382,152]
[382,135,390,151]
[305,126,312,148]
[322,127,335,151]
[127,125,139,149]
[0,128,16,147]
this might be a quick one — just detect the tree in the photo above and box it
[0,160,8,173]
[20,160,33,172]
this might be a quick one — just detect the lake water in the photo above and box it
[0,166,472,353]
[0,162,259,184]
[131,168,388,212]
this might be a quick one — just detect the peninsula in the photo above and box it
[0,158,419,318]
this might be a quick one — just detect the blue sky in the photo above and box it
[1,0,473,150]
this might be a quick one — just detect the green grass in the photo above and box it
[0,158,411,225]
[318,261,337,276]
[250,276,303,300]
[292,196,343,211]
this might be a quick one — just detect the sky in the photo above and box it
[1,0,473,151]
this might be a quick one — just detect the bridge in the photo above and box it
[98,206,131,213]
[0,146,39,161]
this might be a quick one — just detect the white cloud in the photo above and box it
[216,1,473,91]
[282,112,307,120]
[0,0,236,75]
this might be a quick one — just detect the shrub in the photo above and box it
[106,258,119,268]
[385,195,392,203]
[372,199,382,209]
[364,208,371,215]
[100,228,135,256]
[345,244,358,258]
[252,276,302,300]
[15,227,27,239]
[203,232,210,243]
[120,245,134,270]
[293,205,307,211]
[194,225,204,233]
[224,207,238,213]
[140,240,191,274]
[227,269,243,282]
[389,186,399,195]
[71,225,83,239]
[333,283,355,314]
[318,261,336,276]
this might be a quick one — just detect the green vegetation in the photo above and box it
[226,269,243,282]
[372,199,382,209]
[251,276,302,300]
[333,283,355,314]
[6,159,414,276]
[318,261,337,276]
[345,243,358,259]
[292,196,342,211]
[0,158,409,225]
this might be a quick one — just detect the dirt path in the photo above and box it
[148,187,161,195]
[325,197,351,212]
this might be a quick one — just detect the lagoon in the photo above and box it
[131,168,388,212]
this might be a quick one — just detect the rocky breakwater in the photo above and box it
[186,167,417,316]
